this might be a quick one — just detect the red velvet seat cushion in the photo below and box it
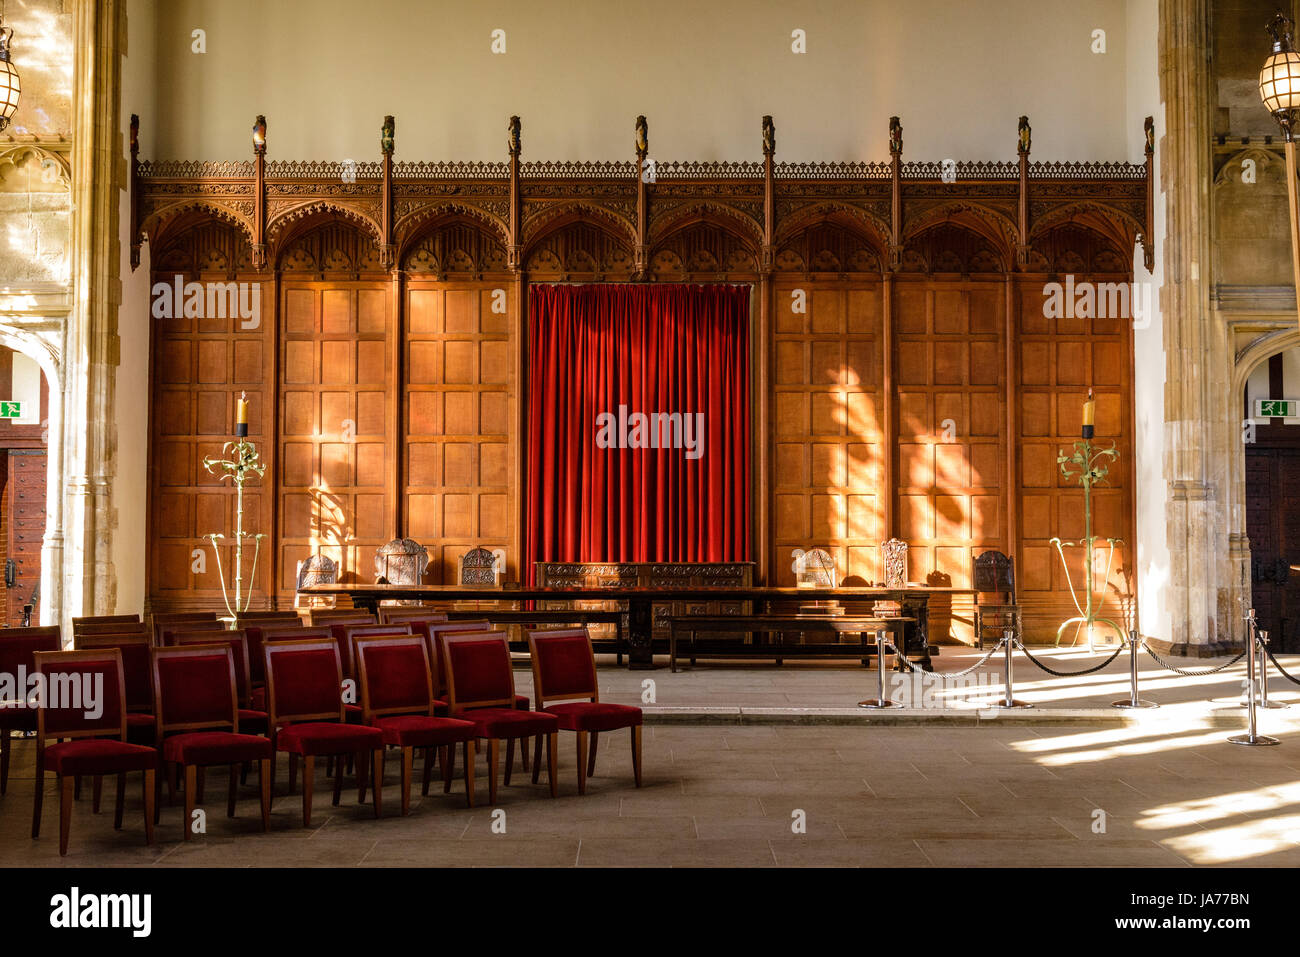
[459,708,558,739]
[0,705,37,732]
[162,731,273,765]
[126,711,156,744]
[238,709,268,734]
[45,739,157,775]
[275,721,383,756]
[373,714,476,748]
[543,702,642,732]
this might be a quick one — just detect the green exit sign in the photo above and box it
[1257,399,1299,418]
[0,401,22,419]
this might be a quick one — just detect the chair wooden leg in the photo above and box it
[30,750,44,839]
[443,743,456,794]
[440,745,453,795]
[422,747,434,797]
[547,733,558,798]
[332,751,344,806]
[227,764,238,818]
[531,734,542,784]
[74,774,81,801]
[240,761,249,787]
[631,725,643,787]
[183,765,197,841]
[357,749,369,805]
[301,755,315,827]
[371,749,384,817]
[92,774,102,814]
[258,759,271,831]
[0,729,10,795]
[487,738,499,805]
[462,739,475,808]
[400,746,413,816]
[113,772,126,829]
[143,769,156,845]
[288,753,298,795]
[520,732,530,772]
[154,762,163,824]
[166,761,177,806]
[504,737,515,786]
[195,766,205,803]
[59,775,74,856]
[588,731,599,777]
[576,730,588,796]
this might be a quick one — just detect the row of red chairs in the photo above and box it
[2,620,641,855]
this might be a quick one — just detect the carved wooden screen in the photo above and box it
[403,280,515,583]
[772,280,885,586]
[278,278,396,595]
[1014,224,1135,643]
[147,219,276,613]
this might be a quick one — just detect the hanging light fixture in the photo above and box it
[1260,9,1300,330]
[0,1,21,133]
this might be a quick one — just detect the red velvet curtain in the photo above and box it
[526,283,751,583]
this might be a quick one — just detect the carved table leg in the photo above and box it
[627,596,656,670]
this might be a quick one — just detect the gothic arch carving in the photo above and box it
[521,201,636,248]
[0,145,71,189]
[901,221,1008,273]
[399,215,510,275]
[524,217,635,276]
[1028,201,1140,258]
[648,201,763,250]
[266,200,384,249]
[773,201,889,251]
[151,216,255,276]
[394,201,509,251]
[902,201,1017,258]
[142,200,257,255]
[276,217,384,274]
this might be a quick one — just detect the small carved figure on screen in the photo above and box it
[762,115,775,155]
[508,115,521,157]
[889,117,902,156]
[381,115,395,156]
[635,115,648,156]
[1017,115,1031,154]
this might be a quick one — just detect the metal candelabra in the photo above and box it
[202,429,266,620]
[1051,436,1125,650]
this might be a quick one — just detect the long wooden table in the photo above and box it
[667,615,915,672]
[302,584,974,670]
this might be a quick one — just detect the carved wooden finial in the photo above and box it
[508,115,521,157]
[130,113,139,155]
[1144,115,1154,155]
[888,116,902,156]
[381,115,395,156]
[762,115,775,156]
[635,115,648,158]
[1017,115,1031,155]
[252,115,267,155]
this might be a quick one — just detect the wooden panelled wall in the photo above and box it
[146,208,1135,642]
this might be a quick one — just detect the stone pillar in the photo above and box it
[64,0,125,620]
[1159,0,1247,650]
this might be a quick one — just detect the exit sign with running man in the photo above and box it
[1256,399,1299,418]
[0,401,22,419]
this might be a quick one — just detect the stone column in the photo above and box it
[64,0,125,620]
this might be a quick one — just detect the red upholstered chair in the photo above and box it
[307,609,375,629]
[528,628,642,794]
[74,634,156,811]
[442,632,559,804]
[355,635,477,813]
[173,630,267,734]
[1,628,63,795]
[263,638,384,826]
[378,606,450,626]
[72,614,140,633]
[331,623,412,679]
[31,649,157,856]
[151,644,273,839]
[151,612,219,646]
[73,621,149,639]
[246,626,333,692]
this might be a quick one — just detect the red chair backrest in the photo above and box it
[264,639,345,727]
[378,606,449,626]
[420,620,491,696]
[247,626,331,684]
[33,649,127,741]
[355,635,434,719]
[332,623,412,678]
[73,614,140,628]
[0,631,63,708]
[73,622,150,639]
[151,613,219,646]
[174,630,253,708]
[442,632,515,713]
[75,635,154,713]
[152,644,239,734]
[527,628,598,706]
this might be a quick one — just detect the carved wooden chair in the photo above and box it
[973,550,1020,650]
[294,553,338,611]
[460,546,500,585]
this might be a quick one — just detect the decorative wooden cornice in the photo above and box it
[131,114,1154,278]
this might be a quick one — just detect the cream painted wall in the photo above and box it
[115,0,159,616]
[140,0,1137,163]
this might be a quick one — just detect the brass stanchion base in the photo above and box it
[1240,700,1289,710]
[1113,699,1159,709]
[993,699,1033,709]
[857,699,900,709]
[1228,734,1281,746]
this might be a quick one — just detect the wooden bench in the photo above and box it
[445,608,627,661]
[667,615,915,672]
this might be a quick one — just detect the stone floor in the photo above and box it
[3,643,1300,868]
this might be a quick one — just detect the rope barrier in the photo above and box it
[1261,643,1300,687]
[1015,638,1123,677]
[891,639,1006,679]
[1141,642,1245,677]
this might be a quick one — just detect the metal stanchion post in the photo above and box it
[1113,628,1158,709]
[994,626,1031,709]
[1230,609,1280,746]
[858,627,900,709]
[1241,628,1288,710]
